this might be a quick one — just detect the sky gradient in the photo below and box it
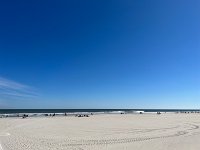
[0,0,200,109]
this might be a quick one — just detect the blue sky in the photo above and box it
[0,0,199,109]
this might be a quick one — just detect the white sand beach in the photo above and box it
[0,113,200,150]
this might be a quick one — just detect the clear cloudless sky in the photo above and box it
[0,0,199,109]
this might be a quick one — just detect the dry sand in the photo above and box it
[0,113,200,150]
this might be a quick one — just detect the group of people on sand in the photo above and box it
[22,114,28,118]
[179,111,200,113]
[75,114,89,117]
[22,113,91,118]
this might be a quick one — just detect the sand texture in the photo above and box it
[1,114,200,150]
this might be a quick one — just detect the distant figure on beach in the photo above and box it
[157,112,161,115]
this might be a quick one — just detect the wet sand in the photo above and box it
[0,113,200,150]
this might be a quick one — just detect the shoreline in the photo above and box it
[1,110,200,119]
